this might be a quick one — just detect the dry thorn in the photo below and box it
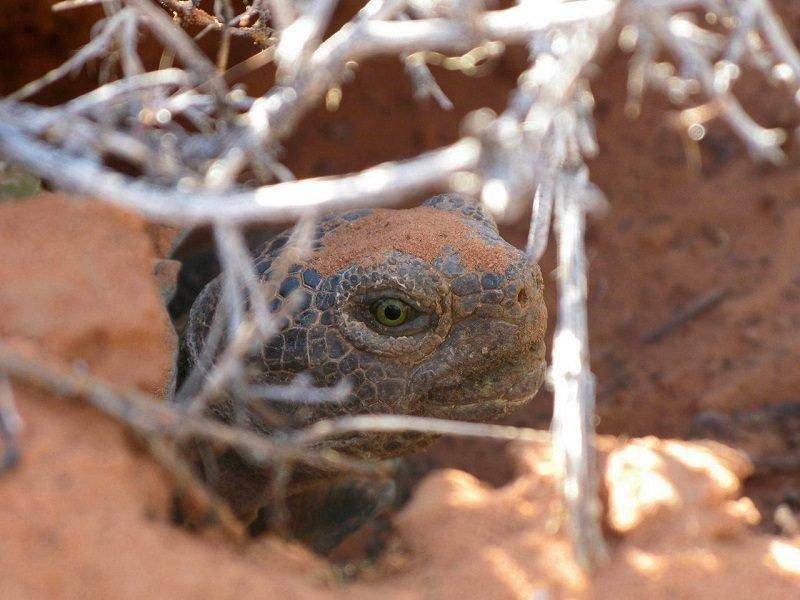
[154,0,270,46]
[146,436,247,542]
[0,342,379,475]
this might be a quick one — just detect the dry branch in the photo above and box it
[0,342,551,471]
[0,118,481,225]
[2,0,800,571]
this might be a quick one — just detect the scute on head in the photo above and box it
[308,194,517,277]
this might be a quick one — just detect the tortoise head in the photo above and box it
[182,194,546,457]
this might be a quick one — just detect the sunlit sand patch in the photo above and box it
[483,546,541,599]
[767,540,800,577]
[606,441,679,533]
[625,548,667,579]
[663,441,741,498]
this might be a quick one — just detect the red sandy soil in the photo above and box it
[0,197,797,595]
[0,196,328,599]
[0,190,798,598]
[3,0,800,597]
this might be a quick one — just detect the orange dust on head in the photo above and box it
[308,205,516,277]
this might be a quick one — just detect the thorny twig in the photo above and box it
[8,9,138,102]
[0,341,550,473]
[146,436,248,540]
[2,0,800,570]
[550,163,609,568]
[0,343,380,475]
[0,116,482,224]
[145,0,269,45]
[180,218,316,414]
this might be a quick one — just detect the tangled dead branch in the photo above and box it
[2,0,800,570]
[0,341,550,525]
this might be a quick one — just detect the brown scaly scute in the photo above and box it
[309,205,516,276]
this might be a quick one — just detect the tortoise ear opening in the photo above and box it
[422,194,499,231]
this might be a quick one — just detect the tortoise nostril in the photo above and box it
[517,288,528,305]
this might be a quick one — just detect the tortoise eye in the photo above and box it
[371,298,410,326]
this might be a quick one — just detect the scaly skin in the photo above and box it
[179,194,547,522]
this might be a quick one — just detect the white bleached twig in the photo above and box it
[3,0,800,572]
[0,116,480,224]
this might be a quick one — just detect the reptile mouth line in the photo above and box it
[426,340,546,420]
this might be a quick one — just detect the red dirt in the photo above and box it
[4,0,800,597]
[0,195,329,599]
[0,194,175,396]
[363,439,800,599]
